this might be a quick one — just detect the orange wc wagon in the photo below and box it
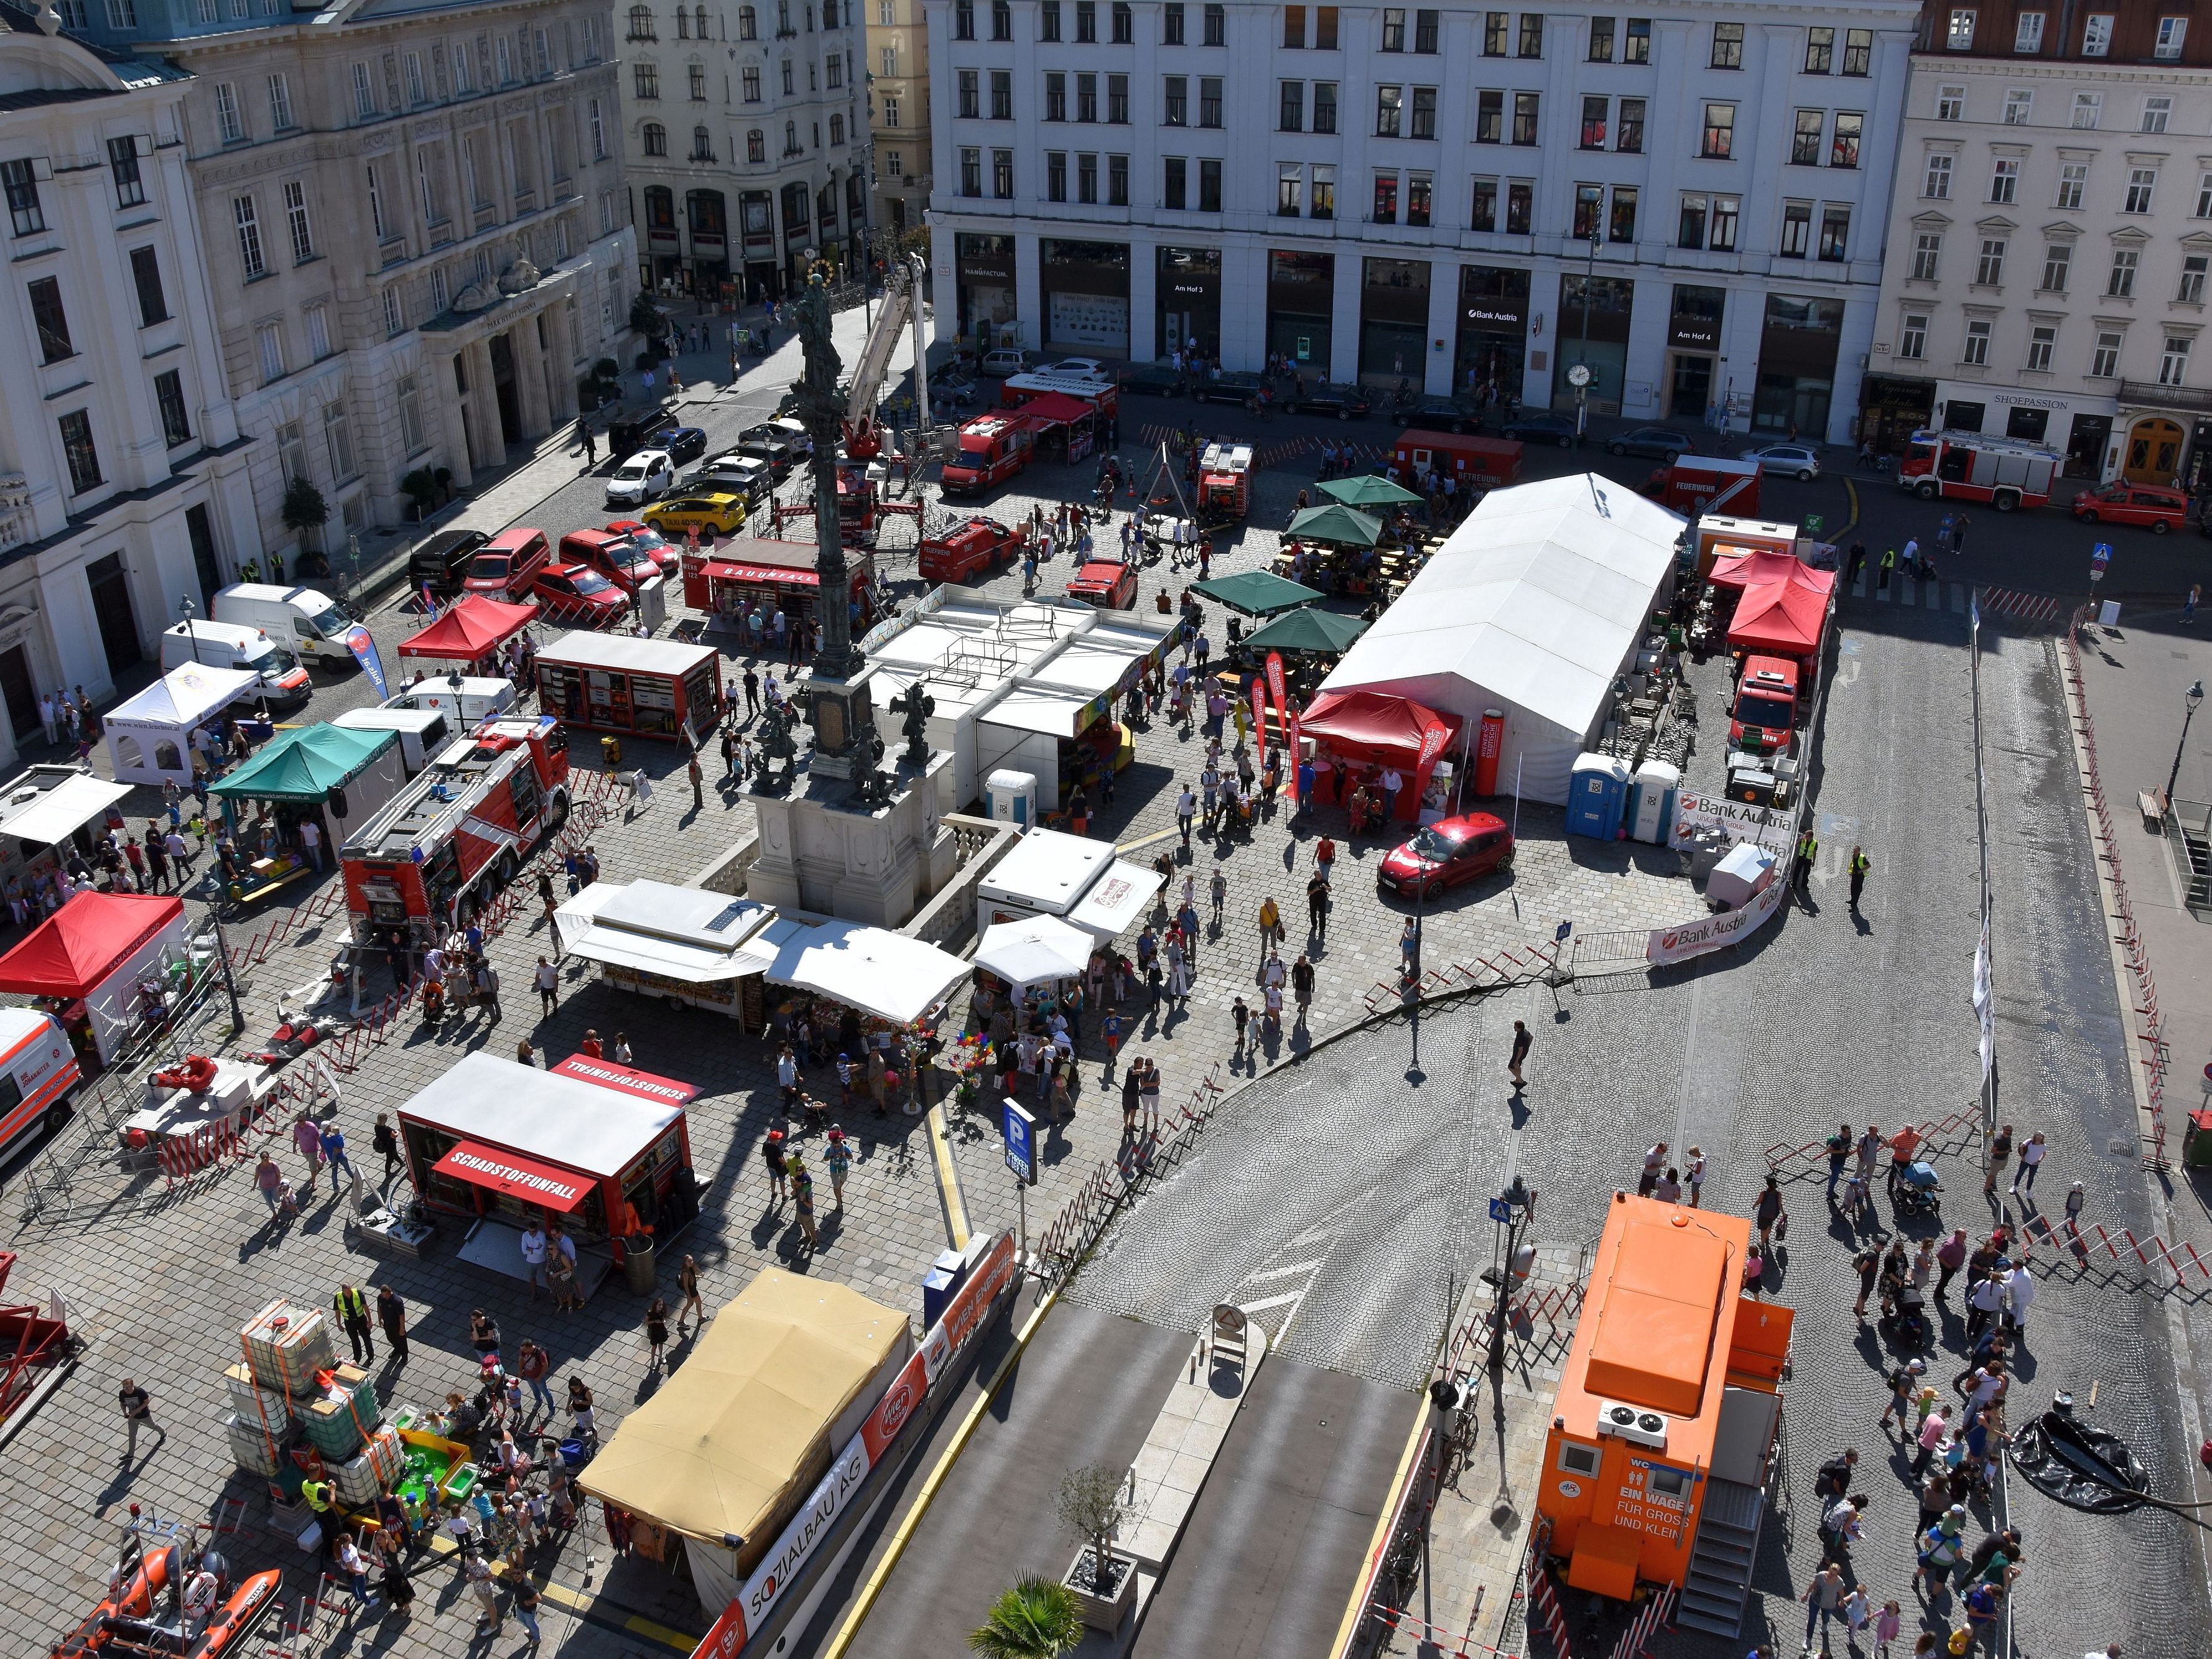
[1535,1192,1793,1638]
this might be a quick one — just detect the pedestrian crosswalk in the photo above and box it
[1839,574,2070,626]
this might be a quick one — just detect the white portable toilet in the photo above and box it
[987,768,1038,827]
[1629,759,1681,844]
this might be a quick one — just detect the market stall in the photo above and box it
[208,725,407,903]
[975,825,1161,937]
[1726,565,1834,660]
[535,631,725,745]
[685,533,878,638]
[103,664,261,787]
[975,914,1094,991]
[0,893,191,1071]
[1002,390,1100,464]
[751,912,970,1026]
[396,1049,697,1278]
[552,880,776,1021]
[396,595,539,674]
[1296,688,1462,825]
[0,764,134,901]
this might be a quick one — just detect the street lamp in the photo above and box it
[1484,1176,1535,1376]
[2165,679,2205,809]
[1574,232,1601,441]
[179,595,205,667]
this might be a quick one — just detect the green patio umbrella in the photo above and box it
[1239,606,1370,656]
[1285,502,1385,547]
[1317,473,1422,509]
[1191,570,1326,617]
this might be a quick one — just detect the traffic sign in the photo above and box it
[1001,1097,1036,1185]
[2093,541,2113,567]
[1554,919,1574,943]
[1489,1197,1514,1224]
[1803,513,1825,534]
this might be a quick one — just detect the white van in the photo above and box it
[158,621,312,707]
[0,1007,80,1159]
[332,705,453,774]
[381,674,516,728]
[212,583,358,669]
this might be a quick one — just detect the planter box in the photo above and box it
[1063,1548,1137,1633]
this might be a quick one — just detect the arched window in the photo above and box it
[738,4,756,38]
[747,128,765,162]
[641,121,667,156]
[626,3,654,39]
[692,125,714,160]
[675,6,687,34]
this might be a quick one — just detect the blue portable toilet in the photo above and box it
[1566,753,1632,840]
[1629,760,1681,844]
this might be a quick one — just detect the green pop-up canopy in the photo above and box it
[1317,474,1421,509]
[1191,570,1326,617]
[1239,607,1370,656]
[1285,502,1385,547]
[209,723,396,802]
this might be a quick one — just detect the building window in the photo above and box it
[634,62,658,98]
[1476,88,1501,143]
[2071,91,2101,129]
[1163,155,1186,208]
[1202,0,1224,43]
[1471,175,1497,231]
[1936,85,1964,121]
[1405,170,1431,225]
[1701,103,1733,158]
[1277,162,1301,216]
[1831,113,1861,167]
[590,100,606,159]
[1790,109,1822,166]
[215,81,244,142]
[129,246,167,324]
[1625,17,1649,62]
[2156,17,2187,60]
[643,121,667,155]
[1946,8,1976,50]
[1199,77,1222,126]
[2003,89,2032,125]
[1780,200,1810,257]
[1074,0,1094,41]
[1109,73,1130,123]
[991,0,1010,38]
[1975,237,2006,285]
[256,322,284,383]
[1311,163,1334,218]
[29,277,71,363]
[1517,11,1541,57]
[2081,12,2111,55]
[1163,1,1183,42]
[2058,162,2086,210]
[1373,171,1398,223]
[2183,255,2210,304]
[1571,182,1600,239]
[1589,16,1614,60]
[958,70,978,118]
[953,0,973,35]
[1511,91,1538,145]
[1410,86,1435,139]
[690,63,708,100]
[108,137,146,209]
[2161,335,2193,386]
[1046,151,1066,202]
[2015,11,2044,51]
[959,147,980,195]
[2024,324,2056,371]
[1308,79,1334,132]
[1507,180,1533,233]
[1990,159,2017,203]
[305,303,330,359]
[1676,192,1706,248]
[1164,76,1186,125]
[156,369,192,448]
[1709,193,1738,250]
[1609,183,1637,242]
[353,62,378,118]
[2143,96,2172,135]
[58,411,100,495]
[1375,85,1402,137]
[1710,19,1742,67]
[992,149,1013,197]
[1380,5,1403,49]
[1911,231,1941,280]
[1482,10,1507,54]
[1804,26,1833,73]
[383,286,404,336]
[1278,80,1302,131]
[1924,154,1953,198]
[1413,7,1436,51]
[1818,205,1849,260]
[282,180,314,263]
[1111,0,1131,42]
[742,67,760,100]
[1899,313,1928,359]
[1282,4,1303,46]
[2108,248,2138,297]
[1962,319,1991,365]
[692,125,713,159]
[1046,73,1067,122]
[748,128,765,160]
[233,195,264,277]
[990,68,1012,118]
[676,7,689,35]
[738,2,756,34]
[1108,152,1128,203]
[2040,242,2070,290]
[1617,98,1644,153]
[2091,330,2122,377]
[105,0,134,25]
[2125,168,2157,214]
[1582,96,1609,150]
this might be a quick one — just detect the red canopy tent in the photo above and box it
[1706,549,1807,593]
[1727,571,1834,657]
[1016,393,1099,430]
[1297,688,1462,820]
[0,894,185,998]
[397,595,539,662]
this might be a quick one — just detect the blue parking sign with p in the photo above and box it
[1003,1098,1036,1184]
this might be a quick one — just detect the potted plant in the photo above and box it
[400,467,439,521]
[1055,1465,1139,1632]
[967,1578,1083,1658]
[281,475,329,562]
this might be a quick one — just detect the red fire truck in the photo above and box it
[1897,429,2060,512]
[941,414,1038,495]
[340,716,572,939]
[1197,442,1253,525]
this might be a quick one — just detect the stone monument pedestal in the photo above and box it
[746,748,955,927]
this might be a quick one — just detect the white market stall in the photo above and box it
[1317,474,1683,806]
[0,765,133,896]
[975,914,1094,991]
[751,912,970,1026]
[103,664,261,786]
[975,825,1162,938]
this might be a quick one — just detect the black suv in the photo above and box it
[1395,394,1484,434]
[407,529,490,596]
[1285,383,1373,421]
[1192,371,1266,408]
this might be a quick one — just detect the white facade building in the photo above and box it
[0,1,264,761]
[926,0,1917,441]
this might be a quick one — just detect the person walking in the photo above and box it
[824,1130,851,1208]
[118,1378,158,1459]
[1935,1227,1969,1300]
[1802,1562,1846,1652]
[677,1253,707,1332]
[290,1111,325,1195]
[334,1283,374,1363]
[1508,1020,1531,1089]
[1306,870,1330,936]
[372,1113,402,1186]
[376,1285,409,1367]
[1399,916,1420,980]
[1292,953,1315,1025]
[515,1338,554,1419]
[1754,1174,1785,1248]
[645,1294,671,1370]
[2013,1130,2046,1196]
[792,1160,818,1248]
[1879,545,1896,593]
[2187,583,2202,627]
[535,956,559,1015]
[1985,1122,2013,1194]
[1257,895,1282,955]
[687,753,704,813]
[254,1150,284,1216]
[1847,845,1870,911]
[1176,784,1197,848]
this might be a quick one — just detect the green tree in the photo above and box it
[281,474,330,552]
[967,1579,1084,1659]
[1056,1465,1136,1592]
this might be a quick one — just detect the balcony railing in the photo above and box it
[2121,380,2212,414]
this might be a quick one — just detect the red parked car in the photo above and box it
[528,562,631,626]
[602,519,684,580]
[1377,812,1515,899]
[560,529,663,595]
[2071,481,2190,534]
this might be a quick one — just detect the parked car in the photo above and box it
[978,347,1037,376]
[1499,412,1581,448]
[662,424,709,466]
[919,515,1026,583]
[605,448,676,506]
[2072,480,2190,534]
[463,527,551,601]
[560,529,664,595]
[641,492,751,537]
[1377,812,1516,899]
[1740,442,1823,482]
[1120,361,1187,397]
[1066,559,1139,609]
[1607,427,1695,462]
[527,562,630,626]
[697,451,773,499]
[407,529,490,597]
[606,407,678,462]
[602,520,682,579]
[1394,394,1484,434]
[1286,383,1373,422]
[1192,371,1266,408]
[1043,357,1110,378]
[735,425,800,479]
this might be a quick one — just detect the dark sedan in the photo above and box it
[1395,395,1484,434]
[1121,361,1187,396]
[1500,412,1580,448]
[1286,383,1373,422]
[1606,426,1694,462]
[664,424,709,466]
[1192,371,1266,408]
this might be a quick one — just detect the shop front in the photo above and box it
[1857,374,1936,457]
[1040,239,1130,356]
[1266,249,1335,369]
[740,192,778,303]
[1454,266,1530,400]
[1554,275,1635,412]
[1752,293,1844,437]
[955,232,1018,350]
[1667,286,1726,424]
[643,186,681,287]
[2113,396,2212,487]
[685,190,729,290]
[1156,246,1221,360]
[1359,258,1430,384]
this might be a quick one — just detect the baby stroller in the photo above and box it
[1879,1285,1932,1351]
[1894,1160,1943,1222]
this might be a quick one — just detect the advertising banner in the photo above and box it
[346,626,389,700]
[1264,652,1287,728]
[1669,791,1795,853]
[1286,710,1302,804]
[1250,679,1268,751]
[1644,870,1788,966]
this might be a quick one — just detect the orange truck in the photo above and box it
[941,414,1036,495]
[1197,441,1253,524]
[1391,429,1523,492]
[1535,1192,1792,1637]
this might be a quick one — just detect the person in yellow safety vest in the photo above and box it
[1793,829,1818,893]
[1849,845,1870,911]
[333,1283,373,1365]
[302,1478,335,1515]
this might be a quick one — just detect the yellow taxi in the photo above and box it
[641,491,750,537]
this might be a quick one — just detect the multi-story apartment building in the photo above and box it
[618,0,869,301]
[1864,1,2212,485]
[868,0,931,235]
[0,1,263,756]
[66,0,637,564]
[926,0,1917,441]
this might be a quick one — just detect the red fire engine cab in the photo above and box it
[1897,429,2059,512]
[941,414,1036,495]
[340,716,572,939]
[1197,441,1253,525]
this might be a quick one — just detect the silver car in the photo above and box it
[1740,442,1822,481]
[605,448,676,506]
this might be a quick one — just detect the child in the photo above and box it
[1102,1009,1122,1073]
[1230,996,1250,1057]
[825,1128,850,1207]
[1875,1599,1903,1659]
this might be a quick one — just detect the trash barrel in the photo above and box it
[2184,1108,2212,1168]
[623,1232,656,1292]
[601,734,623,769]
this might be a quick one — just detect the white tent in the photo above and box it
[975,914,1094,990]
[751,913,970,1025]
[104,664,261,786]
[1318,474,1684,806]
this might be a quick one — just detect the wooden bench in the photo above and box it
[2140,787,2170,826]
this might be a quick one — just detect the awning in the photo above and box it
[1016,392,1100,427]
[0,893,185,998]
[550,1055,702,1106]
[553,880,776,982]
[1240,607,1370,657]
[1299,688,1461,766]
[975,915,1095,989]
[1192,570,1327,617]
[208,724,397,802]
[431,1140,592,1211]
[1067,859,1163,938]
[397,595,540,661]
[1286,503,1385,548]
[1318,474,1422,509]
[0,774,131,847]
[755,914,969,1025]
[703,560,820,588]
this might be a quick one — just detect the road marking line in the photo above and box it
[1118,823,1181,853]
[925,1100,970,1248]
[1238,1289,1310,1314]
[420,1528,697,1651]
[1241,1257,1325,1283]
[1927,582,1943,610]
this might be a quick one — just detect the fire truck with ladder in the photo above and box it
[769,256,932,549]
[1196,441,1254,526]
[1896,429,2060,512]
[340,716,571,942]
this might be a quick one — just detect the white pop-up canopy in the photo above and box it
[1319,474,1683,806]
[975,914,1094,990]
[105,664,260,786]
[752,913,969,1026]
[553,880,776,982]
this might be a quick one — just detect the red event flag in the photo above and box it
[1264,651,1288,726]
[1250,678,1268,748]
[1286,709,1303,804]
[1417,720,1452,771]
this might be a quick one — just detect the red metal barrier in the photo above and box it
[159,1118,240,1183]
